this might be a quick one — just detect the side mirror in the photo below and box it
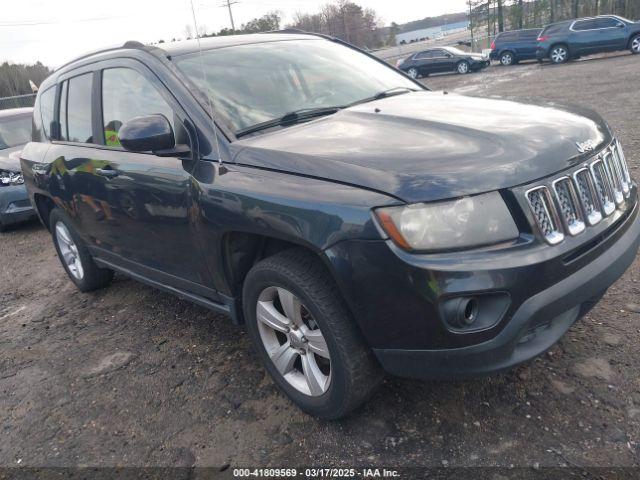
[119,114,189,157]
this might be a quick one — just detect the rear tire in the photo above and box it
[631,34,640,54]
[500,51,515,66]
[550,44,569,64]
[407,67,419,79]
[50,209,113,292]
[242,249,383,419]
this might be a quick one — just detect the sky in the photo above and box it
[0,0,469,68]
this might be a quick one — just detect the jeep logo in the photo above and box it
[576,139,598,154]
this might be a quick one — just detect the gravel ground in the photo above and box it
[1,52,639,470]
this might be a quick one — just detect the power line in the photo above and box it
[219,0,240,32]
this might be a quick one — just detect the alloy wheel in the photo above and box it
[632,37,640,53]
[407,68,418,79]
[256,286,331,397]
[55,222,84,280]
[551,47,567,64]
[458,62,469,74]
[501,53,513,66]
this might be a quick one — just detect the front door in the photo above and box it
[54,62,218,299]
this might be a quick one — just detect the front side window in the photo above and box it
[593,18,622,28]
[64,73,93,143]
[174,39,419,133]
[102,68,176,147]
[0,116,32,150]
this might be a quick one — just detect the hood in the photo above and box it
[232,91,611,203]
[0,145,24,172]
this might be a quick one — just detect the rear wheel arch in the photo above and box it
[33,194,56,231]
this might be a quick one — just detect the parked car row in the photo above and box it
[398,14,640,76]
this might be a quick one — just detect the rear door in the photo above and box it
[431,49,456,72]
[516,30,542,59]
[49,59,219,300]
[412,51,436,75]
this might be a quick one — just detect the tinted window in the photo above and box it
[102,68,175,147]
[432,49,449,57]
[0,116,32,149]
[65,73,93,143]
[39,87,56,139]
[499,32,517,41]
[542,24,566,35]
[573,18,618,30]
[520,30,542,40]
[414,51,433,60]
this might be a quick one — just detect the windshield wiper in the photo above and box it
[349,87,418,107]
[236,106,344,138]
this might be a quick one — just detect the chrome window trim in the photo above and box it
[570,17,625,32]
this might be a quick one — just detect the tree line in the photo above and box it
[469,0,640,39]
[0,62,51,99]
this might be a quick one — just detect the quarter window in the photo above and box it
[64,73,94,143]
[414,51,433,60]
[101,68,175,147]
[39,87,56,139]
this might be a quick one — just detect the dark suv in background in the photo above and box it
[490,28,542,65]
[22,33,640,419]
[537,15,640,63]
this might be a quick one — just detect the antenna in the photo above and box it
[188,0,223,168]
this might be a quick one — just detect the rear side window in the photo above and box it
[414,51,433,60]
[101,68,175,147]
[573,18,618,30]
[542,24,565,35]
[520,30,542,40]
[499,32,517,41]
[63,73,94,143]
[39,87,56,140]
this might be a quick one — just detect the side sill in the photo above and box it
[94,257,240,323]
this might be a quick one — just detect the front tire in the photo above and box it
[631,35,640,54]
[50,209,113,292]
[550,44,569,64]
[457,60,470,74]
[243,249,382,419]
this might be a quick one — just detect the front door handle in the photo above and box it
[96,168,120,178]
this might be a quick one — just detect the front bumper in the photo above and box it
[325,197,640,380]
[0,184,36,227]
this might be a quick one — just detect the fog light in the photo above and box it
[444,297,479,328]
[440,293,511,333]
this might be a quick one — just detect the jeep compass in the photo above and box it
[21,33,640,419]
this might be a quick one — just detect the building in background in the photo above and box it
[395,20,469,45]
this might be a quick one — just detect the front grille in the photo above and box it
[525,139,634,245]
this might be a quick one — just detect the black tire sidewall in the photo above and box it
[49,209,110,292]
[243,265,351,418]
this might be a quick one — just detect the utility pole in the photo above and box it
[220,0,239,32]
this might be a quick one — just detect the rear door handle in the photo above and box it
[96,168,120,178]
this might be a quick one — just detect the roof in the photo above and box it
[0,107,33,119]
[159,33,317,57]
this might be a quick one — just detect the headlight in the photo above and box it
[375,192,519,252]
[0,170,24,186]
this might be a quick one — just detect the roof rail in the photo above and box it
[55,40,166,72]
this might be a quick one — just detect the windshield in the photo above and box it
[0,116,32,150]
[174,38,419,133]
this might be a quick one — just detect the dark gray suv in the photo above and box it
[537,15,640,63]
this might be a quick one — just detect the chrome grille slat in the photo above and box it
[526,186,564,245]
[552,177,585,236]
[590,158,616,216]
[611,144,630,197]
[615,140,632,186]
[573,168,603,226]
[603,149,625,205]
